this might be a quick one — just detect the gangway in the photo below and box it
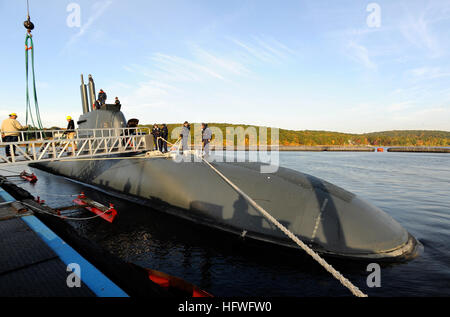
[0,127,153,166]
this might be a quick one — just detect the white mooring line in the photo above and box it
[201,156,368,297]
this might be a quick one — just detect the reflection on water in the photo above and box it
[3,151,450,296]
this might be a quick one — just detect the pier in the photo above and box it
[0,174,212,297]
[0,187,127,296]
[0,175,162,297]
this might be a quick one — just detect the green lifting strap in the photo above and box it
[25,33,43,130]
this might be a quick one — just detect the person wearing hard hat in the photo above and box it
[63,116,77,154]
[1,113,24,157]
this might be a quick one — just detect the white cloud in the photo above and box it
[345,41,377,70]
[190,46,250,77]
[123,37,294,85]
[117,37,296,124]
[390,106,450,129]
[386,101,414,113]
[230,36,295,64]
[151,53,226,82]
[409,67,450,80]
[399,10,443,58]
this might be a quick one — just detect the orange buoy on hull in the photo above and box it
[72,193,118,223]
[141,266,213,297]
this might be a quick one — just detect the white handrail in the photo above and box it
[0,127,149,143]
[0,127,152,165]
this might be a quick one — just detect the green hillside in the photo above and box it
[140,123,450,147]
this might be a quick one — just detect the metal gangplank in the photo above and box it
[0,127,153,166]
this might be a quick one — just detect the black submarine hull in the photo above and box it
[32,81,420,262]
[33,151,420,262]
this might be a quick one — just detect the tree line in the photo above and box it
[44,124,450,147]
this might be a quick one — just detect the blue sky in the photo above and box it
[1,0,449,133]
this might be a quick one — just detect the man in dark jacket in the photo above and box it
[160,124,169,153]
[122,118,139,147]
[94,99,101,110]
[151,124,161,151]
[63,116,75,134]
[98,89,107,105]
[63,116,77,153]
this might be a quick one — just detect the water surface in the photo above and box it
[4,151,449,296]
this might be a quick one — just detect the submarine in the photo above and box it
[33,74,420,262]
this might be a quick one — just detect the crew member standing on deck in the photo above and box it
[98,89,107,105]
[151,124,161,151]
[201,123,212,156]
[160,124,169,153]
[1,113,24,157]
[64,116,75,135]
[160,123,169,153]
[180,121,190,154]
[63,116,77,154]
[94,99,101,110]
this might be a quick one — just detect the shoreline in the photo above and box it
[207,146,450,152]
[387,147,450,153]
[208,145,374,152]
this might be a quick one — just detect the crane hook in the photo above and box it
[24,16,34,33]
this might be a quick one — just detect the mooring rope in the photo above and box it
[157,136,182,151]
[200,156,368,297]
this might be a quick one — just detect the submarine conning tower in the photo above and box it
[78,74,127,132]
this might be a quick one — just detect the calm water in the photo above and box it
[4,151,450,296]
